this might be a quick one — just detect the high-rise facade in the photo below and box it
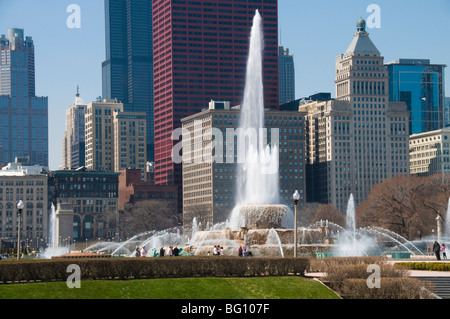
[85,99,124,171]
[386,59,446,134]
[51,169,120,240]
[445,97,450,128]
[0,29,48,167]
[303,18,410,211]
[0,160,49,248]
[62,87,87,170]
[278,45,295,104]
[181,100,305,229]
[112,111,147,178]
[409,128,450,176]
[152,0,279,191]
[102,0,154,162]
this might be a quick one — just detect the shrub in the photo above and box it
[340,277,436,299]
[0,257,310,283]
[324,263,408,291]
[396,262,450,272]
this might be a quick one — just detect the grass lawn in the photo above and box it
[0,276,340,299]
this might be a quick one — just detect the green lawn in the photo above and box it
[0,276,340,299]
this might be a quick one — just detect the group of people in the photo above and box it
[134,245,181,257]
[159,246,180,257]
[432,241,448,260]
[212,245,223,255]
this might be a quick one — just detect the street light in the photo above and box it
[16,200,24,260]
[293,190,300,258]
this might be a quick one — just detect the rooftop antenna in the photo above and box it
[76,84,80,97]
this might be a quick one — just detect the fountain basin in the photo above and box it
[230,204,293,230]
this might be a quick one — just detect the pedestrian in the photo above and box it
[168,246,173,257]
[242,246,247,257]
[238,245,243,257]
[160,246,165,257]
[140,246,147,257]
[135,247,141,257]
[213,245,218,255]
[443,244,447,260]
[433,240,441,260]
[173,246,179,256]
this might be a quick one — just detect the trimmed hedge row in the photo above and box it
[314,257,436,299]
[340,277,436,299]
[396,262,450,272]
[0,256,310,283]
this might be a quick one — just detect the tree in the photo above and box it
[311,204,345,227]
[298,202,322,227]
[357,173,449,240]
[120,200,176,238]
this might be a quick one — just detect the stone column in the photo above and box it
[56,203,74,246]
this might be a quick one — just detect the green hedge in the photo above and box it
[396,262,450,272]
[0,256,310,283]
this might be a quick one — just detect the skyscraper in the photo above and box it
[386,59,446,134]
[152,0,279,191]
[278,45,295,104]
[62,86,87,170]
[302,18,410,210]
[0,28,48,166]
[84,99,124,171]
[102,0,154,162]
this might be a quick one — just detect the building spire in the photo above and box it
[76,84,80,97]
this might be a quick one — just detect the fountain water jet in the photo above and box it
[38,204,70,259]
[229,9,292,232]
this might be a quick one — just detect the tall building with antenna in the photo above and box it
[0,28,48,167]
[62,86,87,170]
[278,45,295,104]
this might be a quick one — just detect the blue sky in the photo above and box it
[0,0,449,170]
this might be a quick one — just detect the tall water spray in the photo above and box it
[235,9,279,206]
[39,204,69,259]
[346,194,356,237]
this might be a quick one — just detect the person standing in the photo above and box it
[160,246,165,257]
[433,241,441,260]
[442,244,447,260]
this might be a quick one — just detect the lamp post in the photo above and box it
[293,190,300,258]
[17,200,24,260]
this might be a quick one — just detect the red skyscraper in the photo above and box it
[152,0,279,190]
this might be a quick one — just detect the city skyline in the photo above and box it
[0,0,449,170]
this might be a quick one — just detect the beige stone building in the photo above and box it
[62,87,87,170]
[0,160,49,249]
[181,100,306,230]
[301,18,410,211]
[409,128,450,176]
[85,99,123,171]
[113,111,147,179]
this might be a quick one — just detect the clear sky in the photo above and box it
[0,0,449,170]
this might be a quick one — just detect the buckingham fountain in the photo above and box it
[45,12,445,259]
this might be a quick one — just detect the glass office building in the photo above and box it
[102,0,154,162]
[386,59,446,134]
[0,29,48,167]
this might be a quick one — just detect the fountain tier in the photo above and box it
[230,204,293,230]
